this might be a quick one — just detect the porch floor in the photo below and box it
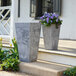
[2,38,76,54]
[39,38,76,54]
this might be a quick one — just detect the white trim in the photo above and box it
[10,0,15,42]
[39,48,76,57]
[0,35,10,38]
[0,6,11,10]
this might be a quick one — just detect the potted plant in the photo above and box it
[15,22,41,62]
[40,13,62,50]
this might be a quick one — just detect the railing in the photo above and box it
[0,6,11,37]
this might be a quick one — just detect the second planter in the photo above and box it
[43,24,60,50]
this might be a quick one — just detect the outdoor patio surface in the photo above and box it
[39,38,76,54]
[0,71,33,76]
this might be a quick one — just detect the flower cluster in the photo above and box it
[40,13,62,28]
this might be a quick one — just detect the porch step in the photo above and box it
[19,60,71,76]
[1,38,10,48]
[0,37,14,49]
[38,48,76,66]
[39,38,76,66]
[2,38,10,44]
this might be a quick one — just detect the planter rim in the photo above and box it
[42,24,61,25]
[42,24,61,28]
[16,21,40,24]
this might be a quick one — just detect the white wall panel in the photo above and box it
[17,0,76,40]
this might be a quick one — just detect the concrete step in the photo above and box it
[39,38,76,66]
[19,60,71,76]
[38,48,76,66]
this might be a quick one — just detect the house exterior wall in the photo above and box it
[17,0,34,23]
[16,0,76,40]
[60,0,76,40]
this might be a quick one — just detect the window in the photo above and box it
[0,0,11,19]
[30,0,61,18]
[0,0,11,6]
[30,0,36,17]
[53,0,61,15]
[42,0,53,14]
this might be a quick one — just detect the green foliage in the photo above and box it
[1,58,20,71]
[12,37,18,54]
[63,67,76,76]
[0,50,9,63]
[0,37,2,63]
[0,38,20,71]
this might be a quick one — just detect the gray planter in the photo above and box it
[15,22,41,62]
[43,24,60,50]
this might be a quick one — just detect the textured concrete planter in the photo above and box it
[43,24,60,50]
[15,23,41,62]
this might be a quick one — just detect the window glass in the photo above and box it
[42,0,53,14]
[0,0,11,20]
[30,0,36,17]
[0,0,1,6]
[0,0,11,6]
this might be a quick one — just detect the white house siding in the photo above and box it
[17,0,76,40]
[60,0,76,40]
[17,0,33,23]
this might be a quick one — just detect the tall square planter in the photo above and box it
[43,24,60,50]
[15,23,41,62]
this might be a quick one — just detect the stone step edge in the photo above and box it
[19,62,58,72]
[37,60,72,67]
[19,62,66,76]
[39,48,76,57]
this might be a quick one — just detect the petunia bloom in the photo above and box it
[46,17,49,23]
[50,16,53,19]
[56,19,59,22]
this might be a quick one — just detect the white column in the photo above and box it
[10,0,18,43]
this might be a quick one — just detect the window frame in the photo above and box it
[30,0,61,19]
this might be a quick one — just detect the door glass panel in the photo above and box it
[42,0,53,14]
[30,0,36,17]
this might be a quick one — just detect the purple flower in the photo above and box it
[44,12,47,17]
[46,17,49,23]
[55,14,59,18]
[40,16,44,19]
[52,13,56,17]
[40,13,62,26]
[56,19,59,22]
[40,17,43,19]
[50,16,53,19]
[44,12,50,17]
[40,16,45,21]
